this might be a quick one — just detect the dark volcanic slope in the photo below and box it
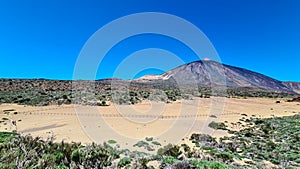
[0,60,298,96]
[160,60,293,93]
[283,82,300,94]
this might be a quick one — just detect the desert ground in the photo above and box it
[0,97,299,151]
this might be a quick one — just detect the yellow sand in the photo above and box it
[0,97,299,150]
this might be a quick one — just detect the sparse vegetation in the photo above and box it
[107,139,117,144]
[208,121,227,130]
[152,141,161,146]
[0,134,121,168]
[133,140,149,148]
[0,131,16,143]
[145,137,153,142]
[209,114,217,118]
[118,157,132,168]
[2,117,9,121]
[0,79,298,106]
[0,114,299,168]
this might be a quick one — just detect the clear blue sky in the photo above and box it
[0,0,299,81]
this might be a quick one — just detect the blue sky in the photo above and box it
[0,0,299,81]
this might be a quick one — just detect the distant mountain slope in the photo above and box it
[0,60,298,95]
[136,60,294,93]
[282,82,300,94]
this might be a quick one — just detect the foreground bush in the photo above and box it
[0,134,120,168]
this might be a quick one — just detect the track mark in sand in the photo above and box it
[17,109,240,119]
[19,106,74,114]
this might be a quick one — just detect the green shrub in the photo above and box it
[138,158,150,168]
[210,115,217,118]
[208,121,227,130]
[201,146,215,151]
[151,141,161,146]
[134,140,149,147]
[107,139,117,144]
[190,133,217,146]
[118,157,132,168]
[71,150,82,163]
[157,144,182,157]
[218,151,234,162]
[145,137,153,141]
[191,160,233,169]
[52,165,68,169]
[0,132,16,143]
[285,167,296,169]
[209,161,228,169]
[0,134,115,168]
[162,156,179,165]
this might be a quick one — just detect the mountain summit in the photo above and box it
[136,60,296,93]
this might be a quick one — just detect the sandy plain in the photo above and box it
[0,97,299,151]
